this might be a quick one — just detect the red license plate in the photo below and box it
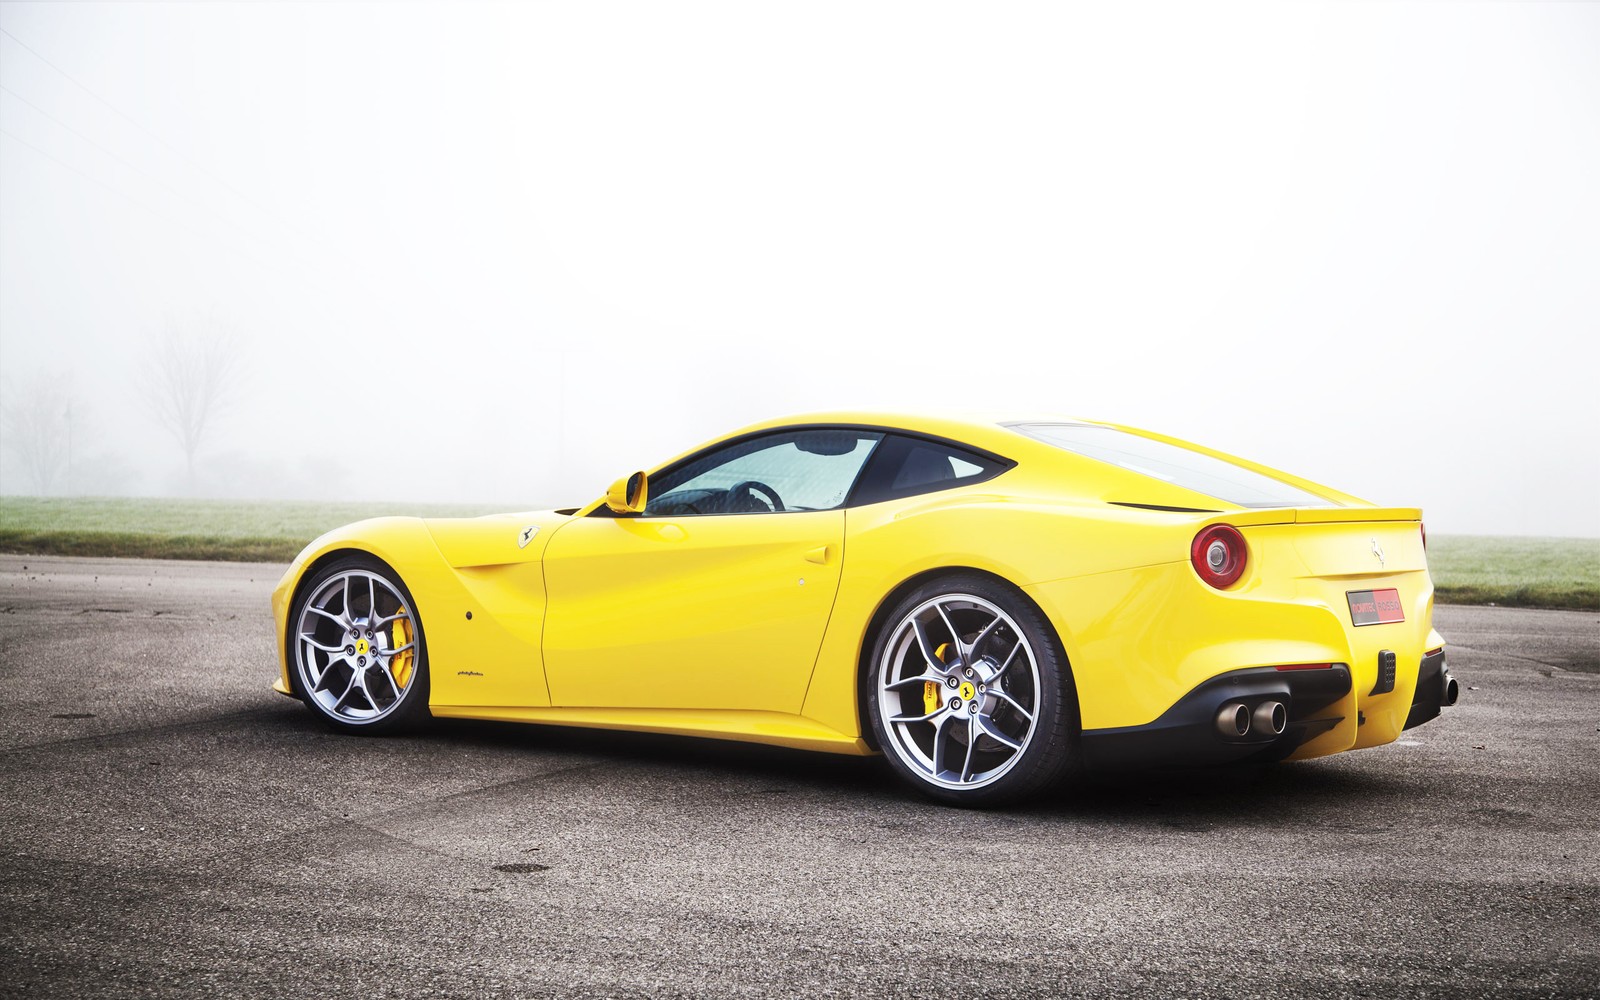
[1347,588,1404,626]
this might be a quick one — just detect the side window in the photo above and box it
[646,429,883,516]
[850,435,1011,505]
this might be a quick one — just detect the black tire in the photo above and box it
[288,554,431,734]
[865,573,1078,806]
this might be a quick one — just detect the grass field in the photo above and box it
[2,497,1596,610]
[0,496,508,564]
[1425,534,1598,611]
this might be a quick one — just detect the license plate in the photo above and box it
[1347,588,1404,626]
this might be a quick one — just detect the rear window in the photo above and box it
[1010,422,1338,508]
[849,435,1012,506]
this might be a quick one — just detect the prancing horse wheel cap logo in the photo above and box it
[958,681,976,701]
[355,638,369,655]
[518,525,540,549]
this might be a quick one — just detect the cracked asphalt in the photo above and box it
[1,554,1597,998]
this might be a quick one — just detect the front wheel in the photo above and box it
[290,555,430,733]
[866,575,1078,806]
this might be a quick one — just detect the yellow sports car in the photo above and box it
[271,412,1459,805]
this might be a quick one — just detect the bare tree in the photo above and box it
[139,322,243,492]
[0,371,74,495]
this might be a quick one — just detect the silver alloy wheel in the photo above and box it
[876,593,1042,790]
[294,569,419,725]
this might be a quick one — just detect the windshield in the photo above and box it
[1010,422,1339,508]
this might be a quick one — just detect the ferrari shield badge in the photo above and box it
[517,525,539,549]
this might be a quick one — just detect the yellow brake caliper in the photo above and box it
[389,617,414,690]
[922,642,953,714]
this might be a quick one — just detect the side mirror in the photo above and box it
[605,471,648,514]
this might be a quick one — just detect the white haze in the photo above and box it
[0,1,1596,537]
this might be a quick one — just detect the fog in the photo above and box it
[1,2,1596,536]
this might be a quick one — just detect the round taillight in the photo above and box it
[1191,524,1247,588]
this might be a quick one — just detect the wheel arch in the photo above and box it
[853,565,1079,751]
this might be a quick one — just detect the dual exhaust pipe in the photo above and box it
[1215,666,1458,742]
[1215,700,1287,739]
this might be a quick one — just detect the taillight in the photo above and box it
[1420,522,1427,551]
[1191,524,1247,588]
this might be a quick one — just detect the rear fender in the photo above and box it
[800,497,1198,738]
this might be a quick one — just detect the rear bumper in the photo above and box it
[1403,648,1457,730]
[1080,664,1354,770]
[1079,650,1463,771]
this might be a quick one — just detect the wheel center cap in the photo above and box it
[355,638,369,656]
[958,681,976,702]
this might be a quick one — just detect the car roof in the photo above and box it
[674,410,1372,511]
[720,409,1098,456]
[575,409,1372,516]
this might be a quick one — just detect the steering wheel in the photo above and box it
[726,480,785,513]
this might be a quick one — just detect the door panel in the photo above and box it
[541,511,845,712]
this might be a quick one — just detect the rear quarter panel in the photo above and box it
[1022,516,1438,754]
[799,490,1197,737]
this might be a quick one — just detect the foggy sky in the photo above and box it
[1,2,1596,537]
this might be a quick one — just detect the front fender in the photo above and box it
[272,514,558,710]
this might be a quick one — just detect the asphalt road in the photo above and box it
[2,554,1597,999]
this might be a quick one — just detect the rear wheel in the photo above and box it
[866,574,1077,806]
[290,555,430,733]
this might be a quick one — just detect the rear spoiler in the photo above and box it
[1200,506,1422,528]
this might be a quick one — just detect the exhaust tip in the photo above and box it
[1215,701,1250,738]
[1443,675,1460,707]
[1253,700,1288,737]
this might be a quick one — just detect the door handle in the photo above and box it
[804,545,833,565]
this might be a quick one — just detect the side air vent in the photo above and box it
[1110,502,1221,514]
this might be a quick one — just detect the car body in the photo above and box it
[272,411,1458,804]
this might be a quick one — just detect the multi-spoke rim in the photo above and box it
[876,593,1042,790]
[294,569,418,724]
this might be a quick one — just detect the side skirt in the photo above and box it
[428,705,876,756]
